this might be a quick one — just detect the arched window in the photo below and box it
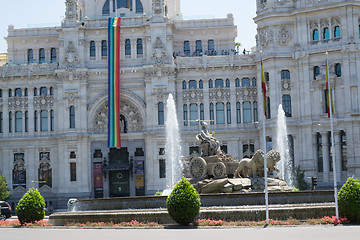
[282,95,292,117]
[235,78,240,87]
[189,80,197,89]
[136,0,143,13]
[226,79,230,88]
[335,63,341,77]
[50,87,53,96]
[236,102,241,123]
[210,103,214,124]
[90,41,96,57]
[200,103,204,121]
[120,114,128,133]
[281,70,290,80]
[215,79,223,88]
[243,102,252,123]
[323,27,330,40]
[199,80,203,89]
[15,88,22,97]
[313,29,319,41]
[313,29,320,41]
[41,110,48,131]
[208,40,214,52]
[24,88,28,96]
[50,48,56,63]
[158,102,164,125]
[226,102,231,124]
[183,104,188,126]
[15,111,22,132]
[182,81,187,89]
[241,78,250,87]
[8,89,12,97]
[184,41,190,56]
[216,103,225,124]
[137,39,143,55]
[40,87,47,96]
[34,88,38,96]
[102,40,108,57]
[195,40,202,53]
[125,39,131,56]
[209,79,213,89]
[28,49,34,63]
[0,89,2,98]
[313,66,320,80]
[266,97,271,119]
[102,0,110,15]
[190,104,198,125]
[118,0,132,10]
[252,77,257,86]
[253,101,258,122]
[69,106,75,129]
[39,48,45,63]
[334,26,341,38]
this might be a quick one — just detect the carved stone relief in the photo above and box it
[258,28,273,49]
[8,97,28,110]
[276,27,292,45]
[182,89,204,102]
[281,80,291,91]
[209,89,231,101]
[93,100,143,133]
[33,96,54,109]
[63,41,79,70]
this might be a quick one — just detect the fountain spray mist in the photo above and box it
[276,104,294,186]
[163,93,183,195]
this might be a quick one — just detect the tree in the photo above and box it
[0,174,10,201]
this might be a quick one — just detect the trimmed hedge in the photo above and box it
[16,188,46,225]
[166,177,201,226]
[338,176,360,223]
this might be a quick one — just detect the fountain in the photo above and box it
[162,93,183,195]
[275,104,294,187]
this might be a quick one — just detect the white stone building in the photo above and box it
[0,0,359,209]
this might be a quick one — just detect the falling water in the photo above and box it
[275,104,294,186]
[162,93,183,195]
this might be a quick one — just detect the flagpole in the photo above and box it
[326,52,339,220]
[260,50,269,225]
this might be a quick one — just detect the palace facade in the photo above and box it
[0,0,359,209]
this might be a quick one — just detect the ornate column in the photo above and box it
[321,132,329,183]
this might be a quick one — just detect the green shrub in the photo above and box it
[338,176,360,223]
[294,165,310,191]
[0,174,10,201]
[16,188,46,225]
[166,177,201,226]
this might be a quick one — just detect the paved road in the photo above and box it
[0,226,359,240]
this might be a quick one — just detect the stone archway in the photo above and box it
[93,99,144,134]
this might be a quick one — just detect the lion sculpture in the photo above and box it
[234,149,281,178]
[233,150,264,178]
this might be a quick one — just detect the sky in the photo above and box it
[0,0,257,53]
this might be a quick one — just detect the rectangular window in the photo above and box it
[281,70,290,80]
[190,104,198,125]
[125,39,131,56]
[39,48,45,63]
[28,49,34,63]
[215,79,223,88]
[253,102,258,122]
[101,40,108,57]
[51,48,57,62]
[0,112,3,133]
[243,102,252,123]
[195,40,202,53]
[69,106,75,129]
[226,103,231,124]
[50,110,54,131]
[15,111,22,132]
[137,39,143,55]
[9,112,12,133]
[236,102,241,123]
[341,131,347,171]
[317,133,323,172]
[159,159,166,178]
[216,103,225,124]
[90,41,96,57]
[189,80,197,89]
[40,110,48,131]
[200,104,204,121]
[34,111,38,132]
[159,148,165,155]
[210,103,214,124]
[158,102,164,125]
[70,163,77,181]
[184,41,190,56]
[24,111,28,132]
[183,104,188,126]
[208,40,214,52]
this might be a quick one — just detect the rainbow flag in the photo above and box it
[108,17,121,148]
[261,56,267,117]
[325,59,334,118]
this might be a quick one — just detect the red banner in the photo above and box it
[93,163,103,189]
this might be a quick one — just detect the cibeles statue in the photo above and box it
[196,121,222,156]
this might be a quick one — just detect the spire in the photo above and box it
[152,0,165,22]
[64,0,79,26]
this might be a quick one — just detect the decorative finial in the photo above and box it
[325,52,329,56]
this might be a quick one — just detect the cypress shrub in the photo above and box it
[338,176,360,223]
[16,188,46,225]
[166,177,201,226]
